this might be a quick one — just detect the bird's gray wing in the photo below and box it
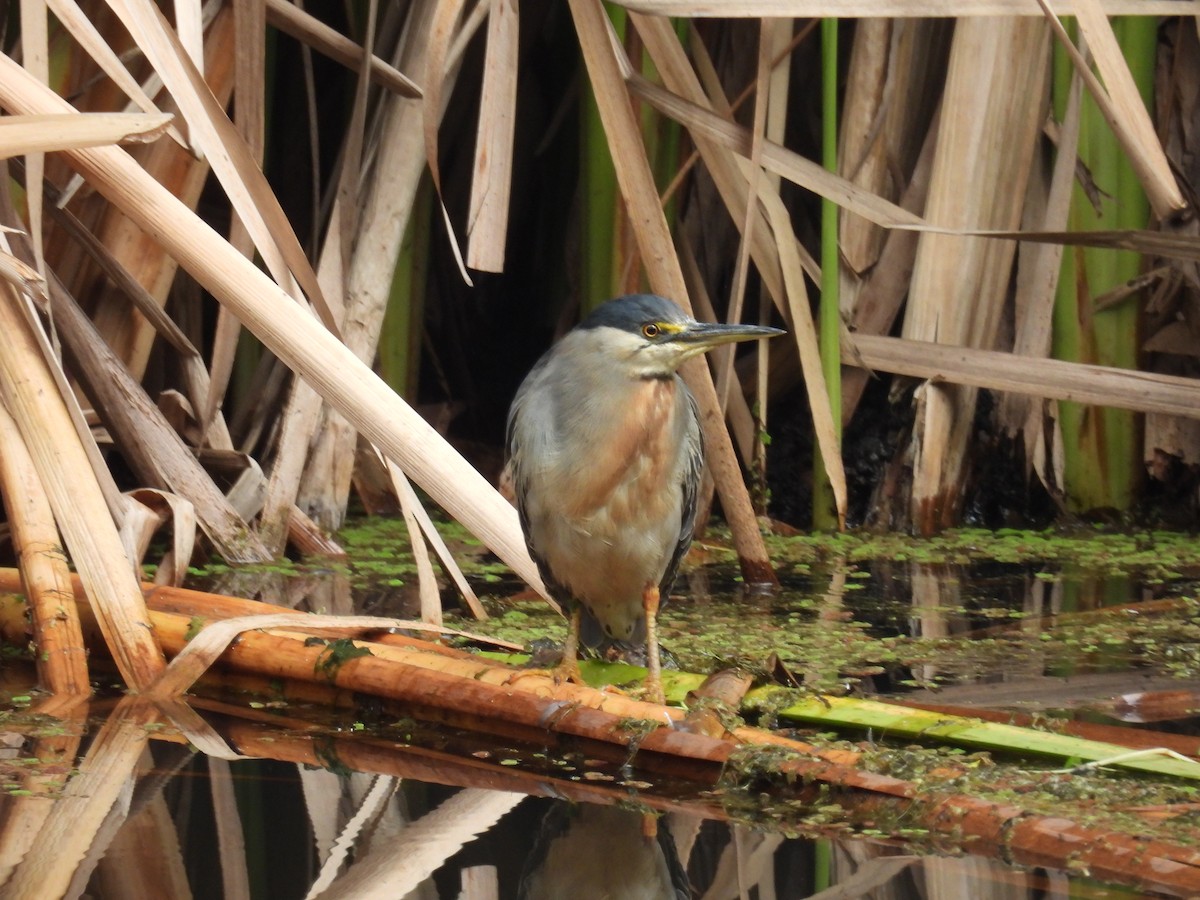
[505,363,576,607]
[659,385,703,597]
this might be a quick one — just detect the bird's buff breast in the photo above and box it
[524,378,687,638]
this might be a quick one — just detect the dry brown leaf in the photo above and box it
[1054,0,1186,218]
[0,112,173,158]
[848,332,1200,420]
[467,0,518,273]
[264,0,421,96]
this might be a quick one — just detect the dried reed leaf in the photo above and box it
[1040,0,1186,218]
[842,113,935,422]
[232,0,266,172]
[126,488,197,587]
[946,227,1200,262]
[80,7,235,382]
[389,459,443,626]
[764,197,848,525]
[0,112,173,157]
[573,0,776,578]
[378,447,490,620]
[0,247,45,305]
[264,0,421,97]
[175,0,205,74]
[467,0,518,273]
[630,73,925,230]
[300,769,344,864]
[20,0,48,279]
[848,333,1200,419]
[294,3,441,529]
[422,0,473,284]
[998,63,1083,440]
[37,178,208,424]
[46,0,179,134]
[642,17,789,298]
[104,0,339,332]
[616,1,1198,14]
[902,17,1051,531]
[716,18,772,412]
[644,17,843,518]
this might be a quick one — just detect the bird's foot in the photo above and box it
[637,675,665,707]
[506,646,587,689]
[551,656,586,687]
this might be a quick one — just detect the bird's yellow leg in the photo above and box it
[553,606,585,686]
[641,585,665,705]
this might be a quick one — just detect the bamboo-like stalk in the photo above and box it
[1053,17,1152,511]
[814,16,841,530]
[0,402,88,694]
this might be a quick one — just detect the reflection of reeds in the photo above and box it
[1,697,157,899]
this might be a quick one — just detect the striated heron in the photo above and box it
[504,294,783,703]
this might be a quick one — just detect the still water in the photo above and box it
[1,527,1198,898]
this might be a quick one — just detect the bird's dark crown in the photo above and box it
[577,294,690,335]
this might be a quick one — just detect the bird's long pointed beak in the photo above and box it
[669,320,785,351]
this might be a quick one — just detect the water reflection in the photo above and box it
[0,689,1151,899]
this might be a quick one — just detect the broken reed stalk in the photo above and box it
[2,576,1199,895]
[0,285,164,690]
[900,17,1051,533]
[0,404,88,694]
[49,276,270,564]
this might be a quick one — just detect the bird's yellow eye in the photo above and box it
[642,323,661,339]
